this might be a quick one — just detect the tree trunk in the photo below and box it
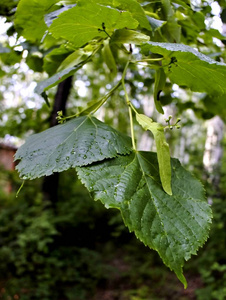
[42,77,73,204]
[203,116,224,197]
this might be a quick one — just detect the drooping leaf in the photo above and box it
[15,116,132,180]
[14,0,58,42]
[141,42,226,96]
[153,68,166,114]
[136,114,172,195]
[49,0,138,48]
[111,29,150,45]
[35,65,81,96]
[77,151,212,287]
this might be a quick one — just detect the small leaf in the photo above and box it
[153,68,166,114]
[77,151,212,287]
[111,29,150,45]
[15,116,132,180]
[141,42,226,96]
[49,0,138,48]
[136,113,172,195]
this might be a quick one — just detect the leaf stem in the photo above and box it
[57,81,122,122]
[134,58,164,63]
[121,58,136,150]
[91,81,121,114]
[16,180,25,198]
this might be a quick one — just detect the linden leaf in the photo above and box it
[49,0,138,48]
[77,151,212,287]
[15,116,132,180]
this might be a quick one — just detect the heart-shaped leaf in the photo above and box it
[77,151,212,287]
[15,116,132,179]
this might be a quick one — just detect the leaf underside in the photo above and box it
[142,42,226,96]
[77,151,212,287]
[15,116,132,179]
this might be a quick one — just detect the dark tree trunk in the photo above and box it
[42,76,73,204]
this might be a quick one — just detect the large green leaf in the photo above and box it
[77,151,212,287]
[49,0,138,48]
[14,0,58,42]
[141,42,226,96]
[15,116,132,180]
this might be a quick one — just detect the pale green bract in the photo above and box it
[136,114,172,196]
[142,42,226,96]
[15,116,132,180]
[77,151,212,288]
[111,29,150,45]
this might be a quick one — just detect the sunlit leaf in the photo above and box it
[77,151,212,287]
[49,0,138,48]
[15,116,132,179]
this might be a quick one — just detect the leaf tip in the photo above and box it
[176,270,188,289]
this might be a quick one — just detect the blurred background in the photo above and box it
[1,0,226,299]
